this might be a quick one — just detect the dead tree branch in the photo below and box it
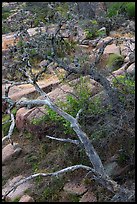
[2,110,15,145]
[3,164,92,199]
[46,135,81,146]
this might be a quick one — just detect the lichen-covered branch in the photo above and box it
[46,135,81,146]
[3,164,92,199]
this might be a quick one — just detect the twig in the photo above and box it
[46,135,81,146]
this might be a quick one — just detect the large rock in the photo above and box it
[96,36,113,49]
[2,175,33,202]
[16,106,46,130]
[126,63,135,75]
[79,191,97,202]
[47,84,73,103]
[2,143,22,165]
[2,32,19,50]
[129,52,135,63]
[104,44,120,55]
[127,20,135,32]
[63,181,87,195]
[19,195,34,202]
[2,77,59,101]
[16,107,35,130]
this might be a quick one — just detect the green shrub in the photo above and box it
[106,54,124,71]
[56,3,69,17]
[2,25,11,34]
[40,177,65,202]
[2,11,11,19]
[112,75,135,95]
[125,2,135,18]
[107,2,126,17]
[107,2,135,18]
[84,20,99,39]
[32,77,104,136]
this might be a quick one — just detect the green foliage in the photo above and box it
[91,129,107,141]
[107,2,135,18]
[56,39,77,58]
[56,3,69,17]
[12,196,20,202]
[106,54,124,71]
[125,2,135,18]
[32,77,104,136]
[2,11,11,19]
[84,20,99,39]
[112,75,135,95]
[2,6,11,19]
[68,194,80,202]
[2,24,11,34]
[40,177,65,202]
[97,29,106,37]
[84,20,106,39]
[107,2,126,17]
[24,131,34,141]
[16,39,25,48]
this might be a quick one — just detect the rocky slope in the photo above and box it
[2,2,135,202]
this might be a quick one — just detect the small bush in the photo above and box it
[107,2,135,18]
[112,75,135,95]
[125,2,135,18]
[84,20,99,39]
[106,54,124,71]
[106,2,126,17]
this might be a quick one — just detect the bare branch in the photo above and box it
[2,110,15,145]
[46,135,81,146]
[76,108,83,121]
[3,164,92,199]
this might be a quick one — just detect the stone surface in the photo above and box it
[39,59,48,68]
[79,191,97,202]
[104,44,120,55]
[127,20,135,32]
[47,84,73,103]
[2,32,19,50]
[16,106,46,130]
[2,175,33,202]
[107,63,130,81]
[129,52,135,63]
[96,36,113,49]
[2,143,22,165]
[2,76,59,101]
[124,56,130,63]
[19,194,34,202]
[126,63,135,75]
[63,182,87,195]
[16,107,35,130]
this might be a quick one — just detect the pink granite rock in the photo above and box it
[104,44,120,55]
[19,194,34,202]
[2,175,33,202]
[79,191,97,202]
[2,143,22,165]
[63,182,87,195]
